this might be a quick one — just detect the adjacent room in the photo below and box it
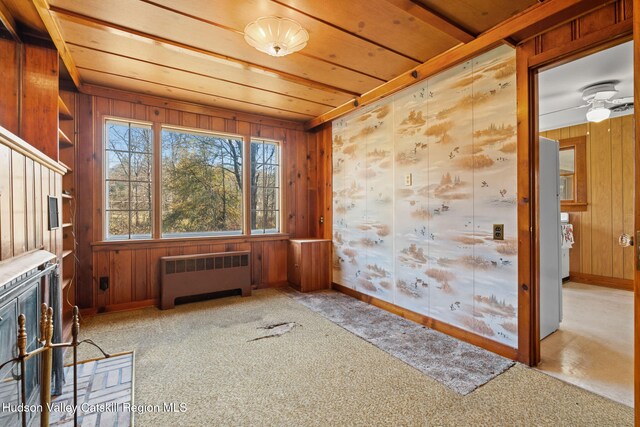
[0,1,636,426]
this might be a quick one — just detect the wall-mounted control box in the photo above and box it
[493,224,504,240]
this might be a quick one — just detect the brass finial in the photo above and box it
[17,314,27,357]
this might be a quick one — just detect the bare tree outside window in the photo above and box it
[251,139,280,233]
[161,128,243,237]
[105,120,153,240]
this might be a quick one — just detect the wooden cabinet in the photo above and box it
[287,239,331,292]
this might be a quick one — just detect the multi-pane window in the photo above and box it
[250,139,280,234]
[161,128,243,237]
[104,120,153,240]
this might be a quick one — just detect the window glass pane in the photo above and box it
[559,148,575,173]
[106,122,130,151]
[107,211,129,239]
[105,119,153,240]
[251,139,280,234]
[161,128,243,237]
[560,175,574,201]
[106,181,130,210]
[106,150,129,180]
[130,211,152,238]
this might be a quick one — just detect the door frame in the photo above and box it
[516,3,636,416]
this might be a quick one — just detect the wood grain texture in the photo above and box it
[541,117,634,283]
[633,0,639,418]
[20,43,59,161]
[0,38,19,135]
[288,239,331,292]
[75,89,318,309]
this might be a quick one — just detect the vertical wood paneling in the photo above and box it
[111,250,133,304]
[621,115,634,279]
[0,145,13,259]
[11,151,26,256]
[541,116,633,282]
[34,164,43,249]
[590,121,613,276]
[41,167,51,253]
[0,39,19,135]
[610,118,624,278]
[20,44,58,161]
[25,158,35,251]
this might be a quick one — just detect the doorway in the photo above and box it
[534,41,634,407]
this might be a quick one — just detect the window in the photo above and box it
[103,119,283,240]
[161,128,243,237]
[559,136,587,212]
[250,139,281,234]
[104,119,153,240]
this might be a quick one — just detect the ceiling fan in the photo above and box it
[541,82,634,123]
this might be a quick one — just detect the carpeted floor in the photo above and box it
[73,289,633,426]
[288,289,514,395]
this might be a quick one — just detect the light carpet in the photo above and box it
[73,289,633,426]
[288,289,513,395]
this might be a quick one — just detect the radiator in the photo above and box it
[160,251,251,309]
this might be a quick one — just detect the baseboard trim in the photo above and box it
[331,283,518,361]
[569,272,633,291]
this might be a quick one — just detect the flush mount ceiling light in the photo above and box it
[244,16,309,57]
[585,100,611,123]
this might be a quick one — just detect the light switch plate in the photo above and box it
[493,224,504,240]
[404,173,412,186]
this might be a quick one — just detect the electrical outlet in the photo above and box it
[404,173,412,186]
[99,276,109,291]
[493,224,504,240]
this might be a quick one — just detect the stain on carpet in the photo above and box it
[287,290,514,395]
[249,322,300,341]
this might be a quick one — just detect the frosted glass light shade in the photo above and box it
[244,16,309,57]
[585,106,610,123]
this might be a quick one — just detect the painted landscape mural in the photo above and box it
[332,45,518,347]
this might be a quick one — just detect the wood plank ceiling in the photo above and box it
[8,0,539,123]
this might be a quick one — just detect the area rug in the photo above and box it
[287,289,514,395]
[51,352,135,426]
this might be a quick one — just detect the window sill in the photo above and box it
[91,233,290,251]
[560,202,587,212]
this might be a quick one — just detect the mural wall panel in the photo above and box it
[332,45,518,347]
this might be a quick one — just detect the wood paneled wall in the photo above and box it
[0,129,64,262]
[75,89,320,310]
[0,38,59,161]
[306,124,332,241]
[541,115,634,289]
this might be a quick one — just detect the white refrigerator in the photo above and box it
[539,137,563,339]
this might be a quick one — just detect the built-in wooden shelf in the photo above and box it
[62,250,73,259]
[62,223,72,228]
[62,193,73,200]
[58,96,73,121]
[58,128,73,148]
[58,160,72,172]
[62,277,72,290]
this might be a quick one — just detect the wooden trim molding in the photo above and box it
[81,84,306,131]
[559,136,587,212]
[383,0,474,43]
[31,0,82,88]
[0,0,20,42]
[305,0,608,129]
[0,126,67,174]
[632,0,639,418]
[332,283,518,360]
[91,234,291,251]
[569,272,634,291]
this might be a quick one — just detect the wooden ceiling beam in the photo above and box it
[31,0,81,88]
[0,0,21,42]
[48,6,361,98]
[306,0,610,130]
[384,0,475,43]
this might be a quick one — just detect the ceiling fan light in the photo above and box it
[585,106,611,123]
[244,16,309,57]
